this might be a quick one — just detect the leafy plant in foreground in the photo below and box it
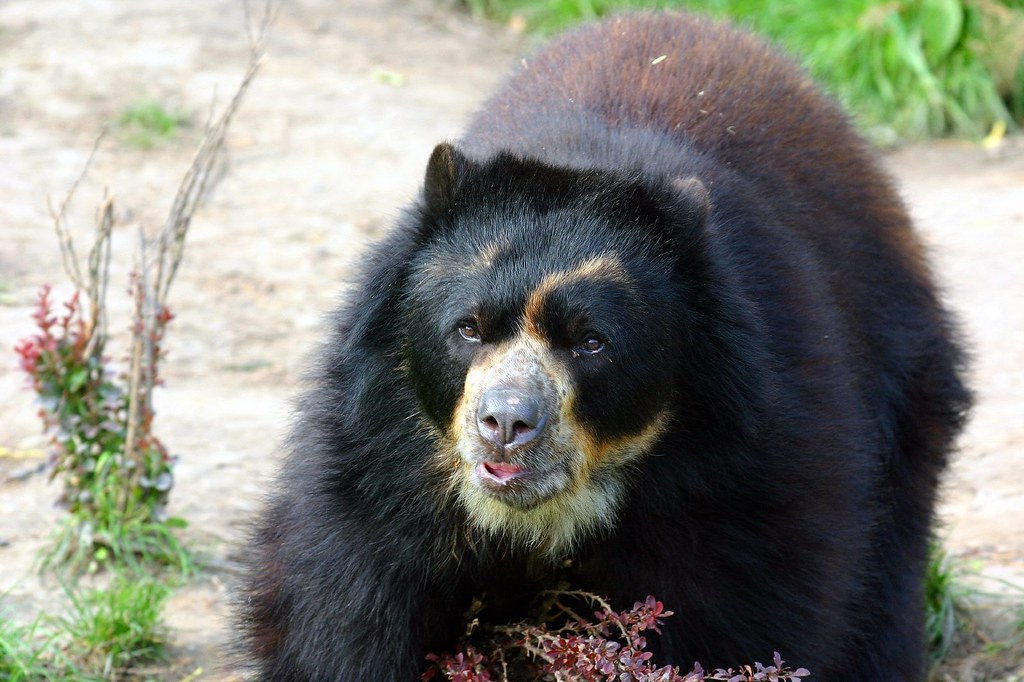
[925,541,970,663]
[423,592,810,681]
[0,576,171,680]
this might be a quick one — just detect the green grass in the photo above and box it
[924,545,1024,678]
[0,575,171,681]
[0,613,77,682]
[59,576,171,676]
[40,513,194,580]
[925,542,971,663]
[117,101,189,149]
[461,0,1024,141]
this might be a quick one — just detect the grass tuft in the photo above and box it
[0,613,76,682]
[117,101,189,149]
[0,575,172,680]
[925,542,971,663]
[59,576,171,676]
[39,513,195,580]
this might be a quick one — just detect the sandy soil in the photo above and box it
[0,1,1021,679]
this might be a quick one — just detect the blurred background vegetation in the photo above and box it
[458,0,1024,144]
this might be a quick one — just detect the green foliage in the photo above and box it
[117,101,189,149]
[461,0,1024,141]
[923,545,1024,678]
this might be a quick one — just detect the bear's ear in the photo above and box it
[423,143,471,217]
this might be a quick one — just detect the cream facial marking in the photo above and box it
[472,240,509,273]
[440,328,665,558]
[522,254,634,341]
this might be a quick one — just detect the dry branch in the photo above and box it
[48,132,114,362]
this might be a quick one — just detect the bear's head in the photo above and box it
[394,144,761,556]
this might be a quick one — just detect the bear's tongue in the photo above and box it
[478,461,526,484]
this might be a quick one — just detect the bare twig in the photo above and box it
[544,589,631,641]
[154,0,274,305]
[82,193,115,359]
[48,130,107,294]
[122,228,150,505]
[48,131,116,361]
[244,0,278,52]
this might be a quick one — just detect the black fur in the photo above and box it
[239,13,970,680]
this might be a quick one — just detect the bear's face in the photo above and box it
[397,145,707,555]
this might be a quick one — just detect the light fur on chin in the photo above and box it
[455,467,625,560]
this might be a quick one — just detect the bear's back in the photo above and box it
[465,14,845,168]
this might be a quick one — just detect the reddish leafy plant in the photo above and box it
[423,592,810,682]
[16,282,182,573]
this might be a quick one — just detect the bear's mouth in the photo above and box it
[468,455,573,509]
[476,460,527,485]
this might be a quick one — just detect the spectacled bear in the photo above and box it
[238,12,970,681]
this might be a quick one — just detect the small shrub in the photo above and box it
[16,0,269,582]
[16,283,188,576]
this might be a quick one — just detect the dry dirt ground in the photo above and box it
[0,0,1022,679]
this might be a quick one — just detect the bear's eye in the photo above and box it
[458,322,481,343]
[576,333,605,355]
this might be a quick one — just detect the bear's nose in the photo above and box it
[476,387,546,451]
